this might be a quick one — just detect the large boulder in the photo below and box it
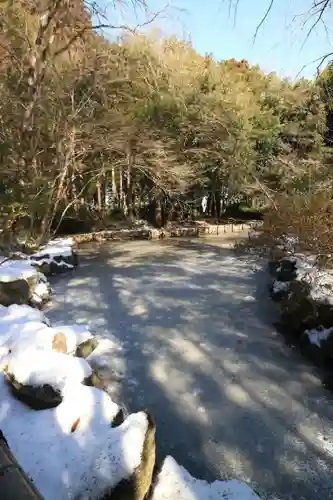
[279,267,333,337]
[30,272,52,308]
[55,383,123,432]
[0,261,51,307]
[0,303,49,326]
[0,278,31,306]
[1,321,84,357]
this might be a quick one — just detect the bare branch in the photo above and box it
[253,0,275,41]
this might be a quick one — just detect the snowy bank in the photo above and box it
[0,236,79,305]
[268,240,333,372]
[0,372,154,499]
[0,303,157,499]
[151,456,261,500]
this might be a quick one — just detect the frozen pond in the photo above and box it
[47,239,333,500]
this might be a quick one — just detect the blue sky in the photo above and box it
[99,0,333,79]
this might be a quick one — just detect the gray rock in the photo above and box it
[0,278,33,306]
[75,338,99,358]
[5,373,62,410]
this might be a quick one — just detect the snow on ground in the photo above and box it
[7,348,92,392]
[0,372,149,500]
[30,236,76,269]
[275,252,333,306]
[0,311,93,359]
[2,320,57,353]
[301,268,333,305]
[56,383,120,433]
[32,237,74,259]
[305,326,333,348]
[0,303,48,325]
[0,303,151,499]
[0,259,37,281]
[152,456,261,500]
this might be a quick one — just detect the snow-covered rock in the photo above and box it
[5,348,92,409]
[151,456,261,500]
[0,259,37,282]
[0,371,154,500]
[7,348,92,391]
[0,259,51,306]
[30,237,78,276]
[0,277,158,500]
[0,320,86,359]
[0,303,48,325]
[49,323,94,354]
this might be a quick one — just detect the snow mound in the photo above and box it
[0,259,37,282]
[0,371,148,500]
[0,303,48,325]
[7,348,92,392]
[152,456,261,500]
[0,308,93,357]
[32,237,74,259]
[2,321,56,353]
[55,383,120,434]
[0,303,155,500]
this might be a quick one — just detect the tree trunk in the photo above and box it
[126,147,134,219]
[111,164,117,208]
[40,120,76,239]
[96,180,102,212]
[118,166,123,210]
[155,197,162,228]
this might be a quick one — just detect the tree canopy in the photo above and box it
[0,0,332,243]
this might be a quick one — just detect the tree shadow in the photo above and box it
[47,239,333,500]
